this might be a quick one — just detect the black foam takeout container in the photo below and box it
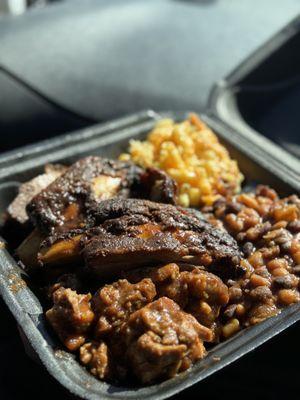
[0,17,300,400]
[0,108,299,400]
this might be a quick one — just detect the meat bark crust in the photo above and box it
[26,157,178,235]
[83,198,242,278]
[26,156,143,233]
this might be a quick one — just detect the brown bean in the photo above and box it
[272,221,288,230]
[292,265,300,275]
[263,228,285,241]
[271,268,288,277]
[255,266,271,279]
[248,252,264,268]
[256,185,278,200]
[245,227,262,242]
[249,286,273,302]
[248,304,278,325]
[280,241,292,252]
[250,274,270,287]
[293,252,300,265]
[288,220,300,233]
[222,319,240,338]
[228,286,243,302]
[246,222,272,242]
[235,304,246,317]
[277,289,300,305]
[236,232,246,242]
[238,194,258,209]
[223,304,237,319]
[273,205,298,222]
[225,202,242,214]
[240,259,254,277]
[225,213,244,232]
[267,258,288,271]
[273,274,299,289]
[243,242,254,257]
[260,246,280,260]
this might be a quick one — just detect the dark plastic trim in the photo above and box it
[208,15,300,176]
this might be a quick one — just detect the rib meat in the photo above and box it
[26,156,143,234]
[26,157,178,235]
[82,198,242,279]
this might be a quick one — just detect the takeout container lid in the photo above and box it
[207,14,300,175]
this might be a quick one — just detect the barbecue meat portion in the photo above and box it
[45,264,226,383]
[2,164,67,247]
[26,157,178,236]
[46,273,83,299]
[125,263,229,336]
[17,159,178,270]
[119,297,212,383]
[92,278,157,338]
[26,156,143,234]
[83,198,241,279]
[20,197,241,278]
[79,341,111,380]
[139,167,178,205]
[46,288,95,351]
[7,164,67,226]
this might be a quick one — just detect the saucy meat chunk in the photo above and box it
[92,278,156,338]
[121,297,212,384]
[46,288,94,351]
[44,263,224,383]
[46,273,83,299]
[153,264,228,332]
[125,263,229,337]
[79,341,111,380]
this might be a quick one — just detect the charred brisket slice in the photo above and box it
[82,198,241,278]
[26,157,178,235]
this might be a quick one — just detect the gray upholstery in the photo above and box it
[0,0,299,120]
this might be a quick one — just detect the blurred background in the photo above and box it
[0,0,300,156]
[0,1,299,399]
